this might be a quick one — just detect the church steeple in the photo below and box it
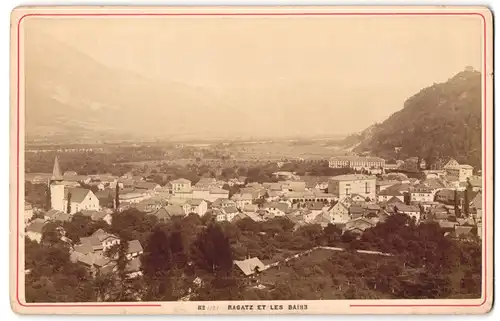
[51,156,63,182]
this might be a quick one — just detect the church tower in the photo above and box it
[50,156,63,183]
[49,156,65,212]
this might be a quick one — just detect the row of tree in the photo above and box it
[25,207,482,302]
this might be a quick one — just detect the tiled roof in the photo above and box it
[127,240,143,254]
[394,204,420,213]
[186,199,205,206]
[165,204,186,217]
[152,207,171,220]
[26,219,46,234]
[224,206,239,214]
[134,181,160,190]
[170,178,191,184]
[64,188,91,203]
[438,221,458,229]
[210,188,229,194]
[330,174,375,181]
[455,225,474,236]
[74,243,93,255]
[234,257,266,276]
[263,202,290,213]
[51,212,71,222]
[80,210,109,221]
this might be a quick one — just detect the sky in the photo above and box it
[25,14,483,137]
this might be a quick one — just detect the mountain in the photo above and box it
[24,31,253,143]
[350,69,482,169]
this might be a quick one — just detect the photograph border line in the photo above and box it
[14,10,489,309]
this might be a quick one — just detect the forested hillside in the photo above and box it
[353,69,482,169]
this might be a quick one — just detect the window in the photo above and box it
[365,182,370,194]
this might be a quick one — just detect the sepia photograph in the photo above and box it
[10,5,493,315]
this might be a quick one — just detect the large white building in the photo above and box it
[328,156,385,172]
[446,164,474,182]
[328,174,377,201]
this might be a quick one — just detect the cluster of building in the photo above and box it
[25,155,483,259]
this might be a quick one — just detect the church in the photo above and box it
[49,156,100,214]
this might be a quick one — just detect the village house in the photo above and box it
[183,199,208,216]
[376,180,401,193]
[467,176,482,192]
[435,189,461,204]
[431,158,459,171]
[439,220,459,233]
[302,176,330,191]
[410,185,434,203]
[325,200,350,224]
[265,190,282,202]
[80,209,113,225]
[233,257,267,277]
[228,176,247,187]
[422,170,447,179]
[231,193,253,209]
[25,218,47,243]
[126,240,144,260]
[349,204,365,220]
[133,181,161,193]
[394,204,421,222]
[281,180,306,192]
[470,192,482,221]
[272,171,299,180]
[344,217,375,236]
[429,205,451,221]
[47,210,72,222]
[133,196,168,213]
[119,191,151,204]
[377,189,405,203]
[215,206,239,222]
[195,178,219,189]
[454,225,475,239]
[263,202,291,217]
[212,198,237,209]
[170,178,192,193]
[223,206,239,221]
[24,203,34,224]
[328,174,376,201]
[150,207,171,222]
[164,204,187,218]
[71,249,112,276]
[383,172,411,184]
[242,204,258,213]
[401,157,426,173]
[80,229,120,252]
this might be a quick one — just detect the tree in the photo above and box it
[323,223,343,246]
[62,213,100,243]
[141,228,173,300]
[115,184,120,210]
[191,223,233,274]
[66,192,72,214]
[45,183,52,211]
[464,185,471,217]
[40,222,65,246]
[454,190,461,217]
